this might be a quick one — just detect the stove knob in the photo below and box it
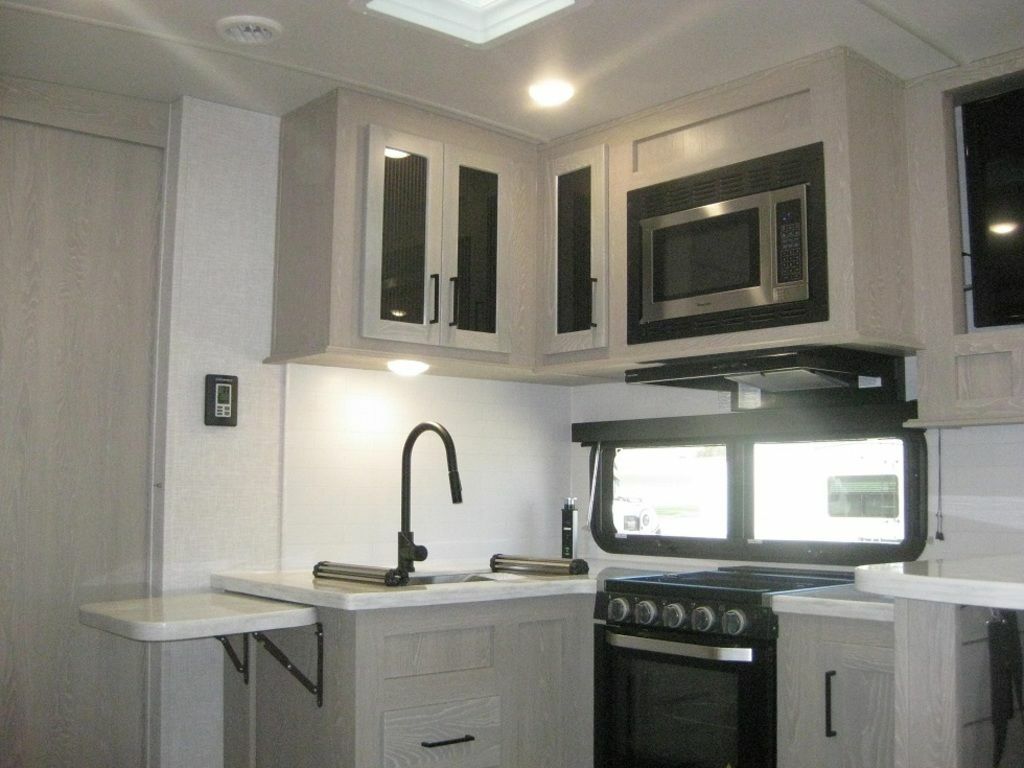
[662,602,686,629]
[692,606,717,632]
[607,597,631,623]
[635,600,659,626]
[722,609,748,636]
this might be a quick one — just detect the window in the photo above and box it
[576,403,926,565]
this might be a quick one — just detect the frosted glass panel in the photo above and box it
[380,150,428,324]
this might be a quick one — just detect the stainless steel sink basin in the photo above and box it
[404,572,494,585]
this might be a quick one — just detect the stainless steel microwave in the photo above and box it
[627,143,828,344]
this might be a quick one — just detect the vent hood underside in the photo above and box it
[625,346,906,408]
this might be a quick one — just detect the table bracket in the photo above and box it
[215,634,250,685]
[252,623,324,707]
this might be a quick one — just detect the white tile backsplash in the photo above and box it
[281,364,573,569]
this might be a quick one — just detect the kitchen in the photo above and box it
[2,2,1024,767]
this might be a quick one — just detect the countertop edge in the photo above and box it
[212,570,597,610]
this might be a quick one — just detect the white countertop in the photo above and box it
[856,553,1024,609]
[771,583,893,622]
[79,592,319,642]
[212,568,596,610]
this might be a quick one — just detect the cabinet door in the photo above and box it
[440,146,511,353]
[363,124,445,344]
[545,144,608,353]
[821,641,895,768]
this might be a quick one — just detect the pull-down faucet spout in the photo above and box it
[398,422,462,573]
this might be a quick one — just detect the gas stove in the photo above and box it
[598,566,853,640]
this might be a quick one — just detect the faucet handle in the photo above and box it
[411,544,428,561]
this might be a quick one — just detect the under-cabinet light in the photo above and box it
[387,359,430,376]
[989,221,1019,236]
[384,147,410,159]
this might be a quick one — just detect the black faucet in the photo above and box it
[398,422,463,573]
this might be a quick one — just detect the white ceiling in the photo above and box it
[1,0,1022,142]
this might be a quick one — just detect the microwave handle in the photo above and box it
[605,629,755,663]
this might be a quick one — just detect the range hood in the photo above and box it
[625,346,906,407]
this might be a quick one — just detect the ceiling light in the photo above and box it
[350,0,586,46]
[387,359,430,376]
[384,147,411,159]
[989,221,1019,236]
[215,15,282,45]
[529,78,575,107]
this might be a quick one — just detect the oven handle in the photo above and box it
[605,629,755,663]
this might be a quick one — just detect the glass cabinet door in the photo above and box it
[441,146,510,352]
[362,125,444,344]
[546,144,607,353]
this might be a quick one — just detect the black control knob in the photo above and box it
[635,600,659,626]
[607,597,631,623]
[662,602,686,629]
[721,608,748,636]
[692,606,716,632]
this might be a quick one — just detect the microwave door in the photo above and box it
[640,190,774,323]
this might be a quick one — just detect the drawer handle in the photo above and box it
[421,734,476,749]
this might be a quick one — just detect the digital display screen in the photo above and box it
[216,383,232,405]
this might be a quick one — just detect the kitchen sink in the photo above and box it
[404,572,495,585]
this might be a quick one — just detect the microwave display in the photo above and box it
[627,143,827,344]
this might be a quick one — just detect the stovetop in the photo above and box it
[599,566,854,640]
[607,566,854,603]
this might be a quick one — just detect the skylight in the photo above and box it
[352,0,585,45]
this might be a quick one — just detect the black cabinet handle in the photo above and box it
[429,274,440,324]
[449,276,460,327]
[590,277,598,328]
[825,670,837,737]
[421,734,475,749]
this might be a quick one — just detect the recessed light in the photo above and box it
[215,15,282,45]
[529,78,575,107]
[989,221,1019,236]
[387,359,430,376]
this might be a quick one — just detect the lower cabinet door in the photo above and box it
[821,641,895,768]
[382,695,502,768]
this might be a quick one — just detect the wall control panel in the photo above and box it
[204,374,238,427]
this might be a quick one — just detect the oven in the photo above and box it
[594,567,853,768]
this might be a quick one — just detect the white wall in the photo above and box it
[281,364,572,568]
[153,96,282,768]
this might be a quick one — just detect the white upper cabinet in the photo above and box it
[362,126,511,353]
[542,144,609,354]
[270,90,538,378]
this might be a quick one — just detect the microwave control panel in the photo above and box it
[775,197,805,284]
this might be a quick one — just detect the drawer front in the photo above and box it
[382,696,501,768]
[384,626,494,679]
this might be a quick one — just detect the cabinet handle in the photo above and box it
[421,734,475,749]
[825,670,837,737]
[429,274,440,324]
[590,277,598,329]
[449,276,460,327]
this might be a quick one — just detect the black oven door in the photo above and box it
[595,625,776,768]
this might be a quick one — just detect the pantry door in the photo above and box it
[0,78,165,768]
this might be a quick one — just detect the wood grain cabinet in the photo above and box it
[269,88,539,378]
[362,125,513,354]
[540,144,609,355]
[236,595,593,768]
[777,614,894,768]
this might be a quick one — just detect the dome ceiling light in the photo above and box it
[350,0,589,46]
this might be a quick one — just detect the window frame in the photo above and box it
[578,402,927,566]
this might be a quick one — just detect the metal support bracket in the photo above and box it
[215,634,250,685]
[252,623,324,708]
